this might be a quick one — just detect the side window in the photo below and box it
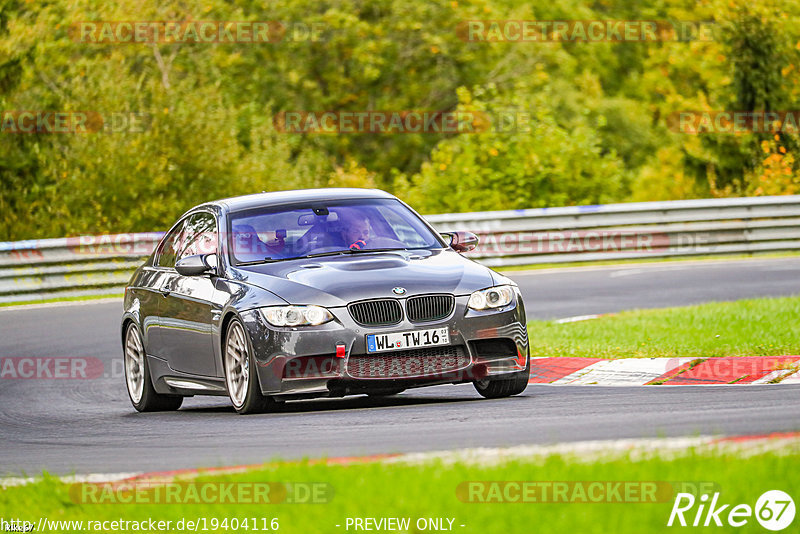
[155,219,187,268]
[179,212,217,260]
[154,212,217,269]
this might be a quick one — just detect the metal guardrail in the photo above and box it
[430,195,800,266]
[0,233,164,303]
[1,195,799,303]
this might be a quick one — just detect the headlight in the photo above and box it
[261,305,333,327]
[468,285,515,310]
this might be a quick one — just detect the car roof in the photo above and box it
[201,188,396,213]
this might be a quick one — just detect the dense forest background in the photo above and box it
[1,0,799,240]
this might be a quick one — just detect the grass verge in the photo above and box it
[528,296,800,359]
[1,447,797,534]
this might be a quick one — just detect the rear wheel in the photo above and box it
[124,322,183,412]
[473,357,530,399]
[224,318,274,414]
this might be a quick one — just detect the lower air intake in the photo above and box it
[347,346,469,379]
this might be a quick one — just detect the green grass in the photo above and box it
[1,448,797,534]
[528,296,800,359]
[494,250,800,272]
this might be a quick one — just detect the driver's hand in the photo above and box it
[349,240,367,250]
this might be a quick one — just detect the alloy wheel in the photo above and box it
[225,321,250,407]
[124,324,145,404]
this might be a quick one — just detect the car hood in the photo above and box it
[232,249,494,307]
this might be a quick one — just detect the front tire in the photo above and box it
[124,322,183,412]
[224,318,274,414]
[473,357,530,399]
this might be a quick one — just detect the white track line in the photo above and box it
[0,472,140,489]
[554,314,601,324]
[0,297,121,312]
[505,255,800,277]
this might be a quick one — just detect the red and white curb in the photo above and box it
[529,356,800,386]
[3,432,799,488]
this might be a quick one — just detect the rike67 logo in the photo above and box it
[668,490,795,530]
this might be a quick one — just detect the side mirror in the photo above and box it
[175,254,216,276]
[442,231,479,253]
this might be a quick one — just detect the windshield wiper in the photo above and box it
[304,247,406,259]
[236,257,278,266]
[347,247,407,254]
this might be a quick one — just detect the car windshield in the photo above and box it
[228,198,444,265]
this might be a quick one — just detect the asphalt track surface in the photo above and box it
[1,256,799,476]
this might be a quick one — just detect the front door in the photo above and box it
[157,211,219,377]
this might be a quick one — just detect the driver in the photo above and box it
[337,210,370,250]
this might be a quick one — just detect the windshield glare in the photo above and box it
[228,199,443,264]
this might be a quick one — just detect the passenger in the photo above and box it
[232,224,269,260]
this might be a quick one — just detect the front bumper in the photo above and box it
[239,292,529,398]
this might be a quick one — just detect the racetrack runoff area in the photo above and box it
[525,294,800,385]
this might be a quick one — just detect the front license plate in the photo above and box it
[366,327,450,353]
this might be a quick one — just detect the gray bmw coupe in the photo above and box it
[122,188,529,414]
